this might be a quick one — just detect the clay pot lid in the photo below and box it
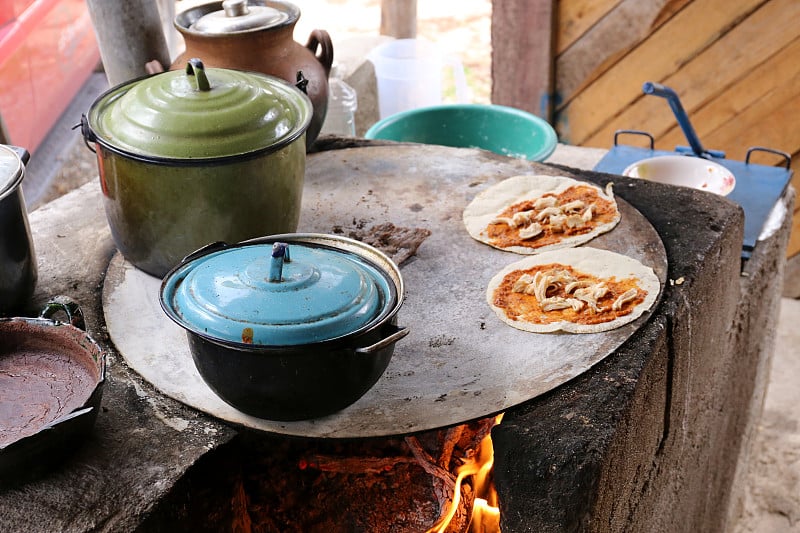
[191,0,291,34]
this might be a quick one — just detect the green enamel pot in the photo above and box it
[364,103,558,161]
[81,59,312,277]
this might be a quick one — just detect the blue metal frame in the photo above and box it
[593,83,793,259]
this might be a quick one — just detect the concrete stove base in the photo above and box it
[493,164,793,532]
[0,142,790,533]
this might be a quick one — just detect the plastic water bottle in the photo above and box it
[320,65,358,136]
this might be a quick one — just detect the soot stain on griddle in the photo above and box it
[334,222,432,266]
[428,334,455,348]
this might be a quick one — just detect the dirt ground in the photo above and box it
[731,297,800,532]
[33,1,799,531]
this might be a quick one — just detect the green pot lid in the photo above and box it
[86,59,311,160]
[190,0,291,34]
[0,145,23,197]
[160,239,395,346]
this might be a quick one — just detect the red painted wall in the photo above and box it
[0,0,100,152]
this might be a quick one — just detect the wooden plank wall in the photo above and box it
[491,0,557,119]
[551,0,800,256]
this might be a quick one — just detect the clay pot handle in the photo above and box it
[306,29,334,77]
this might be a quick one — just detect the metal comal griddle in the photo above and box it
[103,145,668,439]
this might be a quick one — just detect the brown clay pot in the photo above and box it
[172,0,333,149]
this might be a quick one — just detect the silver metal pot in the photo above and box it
[0,145,37,314]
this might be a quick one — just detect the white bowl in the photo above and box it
[622,155,735,196]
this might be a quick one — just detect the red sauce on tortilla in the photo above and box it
[491,264,646,326]
[486,185,618,249]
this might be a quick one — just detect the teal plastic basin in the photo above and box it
[364,104,558,161]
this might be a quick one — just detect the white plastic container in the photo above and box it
[368,38,468,119]
[319,69,358,136]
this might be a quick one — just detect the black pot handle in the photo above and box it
[45,406,94,430]
[295,71,309,95]
[354,325,409,354]
[613,129,654,149]
[39,295,86,331]
[77,115,97,154]
[179,241,230,265]
[745,146,792,170]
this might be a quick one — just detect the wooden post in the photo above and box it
[380,0,417,38]
[85,0,171,86]
[491,0,556,122]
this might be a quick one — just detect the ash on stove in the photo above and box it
[333,222,432,266]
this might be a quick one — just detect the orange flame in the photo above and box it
[428,414,503,533]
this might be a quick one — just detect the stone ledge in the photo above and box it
[782,251,800,298]
[494,167,790,532]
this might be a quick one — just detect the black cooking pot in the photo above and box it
[0,297,106,487]
[159,234,408,421]
[0,145,37,314]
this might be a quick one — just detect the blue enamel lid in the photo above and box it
[160,238,396,346]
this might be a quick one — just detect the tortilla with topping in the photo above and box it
[463,174,621,254]
[486,247,659,333]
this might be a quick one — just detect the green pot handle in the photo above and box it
[186,58,212,92]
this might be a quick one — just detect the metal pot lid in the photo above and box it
[0,145,23,197]
[160,240,395,346]
[190,0,291,34]
[86,59,311,160]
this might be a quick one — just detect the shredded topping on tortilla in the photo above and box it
[486,184,618,250]
[494,264,646,326]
